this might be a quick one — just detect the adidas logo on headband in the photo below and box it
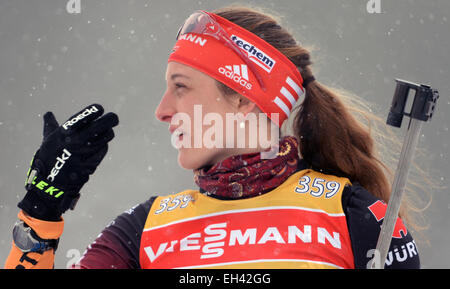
[218,64,253,90]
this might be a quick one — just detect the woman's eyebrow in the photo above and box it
[170,73,190,81]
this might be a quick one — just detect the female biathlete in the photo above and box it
[5,6,420,269]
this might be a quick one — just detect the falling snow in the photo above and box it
[0,0,449,269]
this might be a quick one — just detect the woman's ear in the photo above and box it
[235,95,257,115]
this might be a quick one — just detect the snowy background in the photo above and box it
[0,0,449,268]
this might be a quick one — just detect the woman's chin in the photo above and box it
[177,149,209,170]
[176,147,235,170]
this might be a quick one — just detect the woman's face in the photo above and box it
[155,62,259,170]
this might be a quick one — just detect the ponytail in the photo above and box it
[292,79,392,201]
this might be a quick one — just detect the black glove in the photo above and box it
[18,104,119,221]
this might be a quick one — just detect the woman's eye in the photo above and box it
[175,83,186,90]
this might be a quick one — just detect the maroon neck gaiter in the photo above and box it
[194,136,300,199]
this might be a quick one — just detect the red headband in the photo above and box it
[168,11,304,127]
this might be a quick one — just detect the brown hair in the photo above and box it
[213,5,436,236]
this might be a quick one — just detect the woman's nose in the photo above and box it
[155,92,176,123]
